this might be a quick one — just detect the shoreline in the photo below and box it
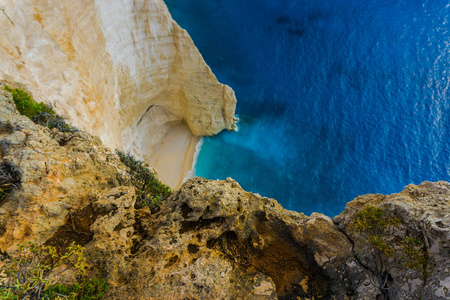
[183,137,203,184]
[146,123,201,189]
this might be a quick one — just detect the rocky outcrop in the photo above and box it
[88,178,449,300]
[0,0,236,187]
[334,183,450,299]
[1,87,448,299]
[0,86,131,251]
[103,177,351,299]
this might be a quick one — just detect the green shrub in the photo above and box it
[4,86,76,133]
[44,278,109,300]
[116,150,171,209]
[350,206,428,300]
[4,85,51,119]
[0,241,93,299]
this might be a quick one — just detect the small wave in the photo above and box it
[183,137,204,183]
[232,114,240,131]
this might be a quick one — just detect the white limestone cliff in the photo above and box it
[0,0,236,187]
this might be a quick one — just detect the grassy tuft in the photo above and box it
[116,150,171,209]
[0,241,107,300]
[4,85,50,118]
[44,278,109,300]
[4,86,77,132]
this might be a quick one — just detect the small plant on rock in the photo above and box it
[44,278,109,300]
[116,150,171,209]
[4,86,76,133]
[4,86,50,119]
[0,241,103,300]
[350,206,428,300]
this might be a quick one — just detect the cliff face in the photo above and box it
[0,0,236,186]
[1,89,448,299]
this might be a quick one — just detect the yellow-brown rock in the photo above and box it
[0,88,132,252]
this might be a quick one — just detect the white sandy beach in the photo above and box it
[146,123,200,189]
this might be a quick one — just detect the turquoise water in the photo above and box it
[165,0,450,216]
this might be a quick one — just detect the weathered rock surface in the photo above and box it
[0,87,130,251]
[0,0,236,186]
[0,88,449,299]
[334,183,450,299]
[108,177,351,299]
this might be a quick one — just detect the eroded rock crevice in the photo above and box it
[45,203,106,252]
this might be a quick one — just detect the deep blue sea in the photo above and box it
[165,0,450,216]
